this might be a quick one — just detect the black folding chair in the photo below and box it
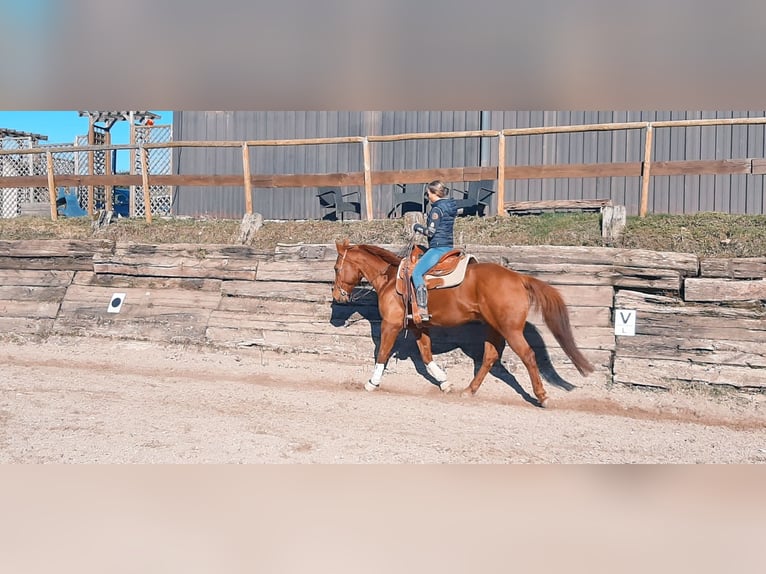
[388,183,426,218]
[451,180,495,217]
[316,187,361,221]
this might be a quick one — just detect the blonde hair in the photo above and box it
[425,180,448,198]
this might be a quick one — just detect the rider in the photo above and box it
[411,180,458,321]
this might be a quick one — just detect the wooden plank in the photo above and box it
[0,269,74,287]
[503,163,641,179]
[92,258,257,280]
[536,284,613,307]
[751,158,766,175]
[221,280,332,301]
[684,278,766,302]
[73,271,222,291]
[107,242,270,259]
[650,159,751,176]
[273,243,337,261]
[0,300,61,318]
[502,262,682,291]
[255,260,334,282]
[615,290,766,342]
[616,335,766,368]
[0,256,95,271]
[0,239,113,257]
[700,257,766,279]
[19,202,51,217]
[0,285,68,302]
[217,296,382,321]
[505,198,612,212]
[206,312,373,337]
[61,284,222,311]
[93,244,263,280]
[466,245,698,274]
[614,356,766,390]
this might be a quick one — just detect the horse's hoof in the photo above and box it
[439,381,453,394]
[460,387,475,398]
[539,398,549,408]
[364,380,380,392]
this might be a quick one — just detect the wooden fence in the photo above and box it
[1,239,764,394]
[3,117,766,221]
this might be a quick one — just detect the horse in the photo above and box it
[331,238,594,407]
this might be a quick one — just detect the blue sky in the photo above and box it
[0,111,172,146]
[0,111,172,171]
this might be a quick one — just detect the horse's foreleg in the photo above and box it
[463,327,505,397]
[414,328,451,392]
[365,320,401,392]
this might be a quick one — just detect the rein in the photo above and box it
[334,246,394,303]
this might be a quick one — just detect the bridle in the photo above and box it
[333,246,395,302]
[334,248,352,299]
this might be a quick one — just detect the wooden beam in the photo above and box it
[362,137,373,220]
[242,143,253,215]
[104,131,113,212]
[496,133,506,217]
[505,199,612,212]
[650,159,751,176]
[45,150,57,221]
[0,158,758,193]
[640,124,653,218]
[140,147,152,223]
[87,118,95,216]
[503,163,642,179]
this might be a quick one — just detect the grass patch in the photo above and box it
[1,211,765,258]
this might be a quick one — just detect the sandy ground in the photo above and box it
[0,335,764,463]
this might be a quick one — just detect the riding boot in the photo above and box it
[415,285,430,320]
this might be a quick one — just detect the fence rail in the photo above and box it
[3,117,766,222]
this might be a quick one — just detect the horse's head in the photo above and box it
[332,239,362,303]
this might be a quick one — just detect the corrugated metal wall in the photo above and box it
[173,111,766,218]
[172,111,481,219]
[487,111,766,216]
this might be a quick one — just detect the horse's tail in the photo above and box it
[521,275,595,376]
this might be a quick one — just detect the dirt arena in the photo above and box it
[1,335,764,463]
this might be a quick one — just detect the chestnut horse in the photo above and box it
[332,239,594,407]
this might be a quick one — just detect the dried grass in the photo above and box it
[1,212,765,258]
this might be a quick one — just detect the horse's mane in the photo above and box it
[356,244,402,266]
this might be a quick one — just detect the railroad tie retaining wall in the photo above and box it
[0,239,764,393]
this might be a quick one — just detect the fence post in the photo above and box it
[242,143,253,215]
[496,133,506,217]
[45,150,58,221]
[140,147,152,223]
[87,123,95,216]
[362,137,373,220]
[640,123,654,218]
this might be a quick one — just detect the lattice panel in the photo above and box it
[133,124,172,217]
[1,137,34,217]
[75,132,107,209]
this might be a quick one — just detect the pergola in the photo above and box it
[0,128,48,144]
[76,111,162,213]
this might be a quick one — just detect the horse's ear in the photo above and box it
[336,238,350,253]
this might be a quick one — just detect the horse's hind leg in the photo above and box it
[505,330,549,408]
[414,328,451,393]
[462,327,505,397]
[365,320,401,391]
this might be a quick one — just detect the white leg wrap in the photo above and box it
[426,361,447,382]
[365,363,385,392]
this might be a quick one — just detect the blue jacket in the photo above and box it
[424,198,457,248]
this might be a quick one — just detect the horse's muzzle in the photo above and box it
[332,286,350,303]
